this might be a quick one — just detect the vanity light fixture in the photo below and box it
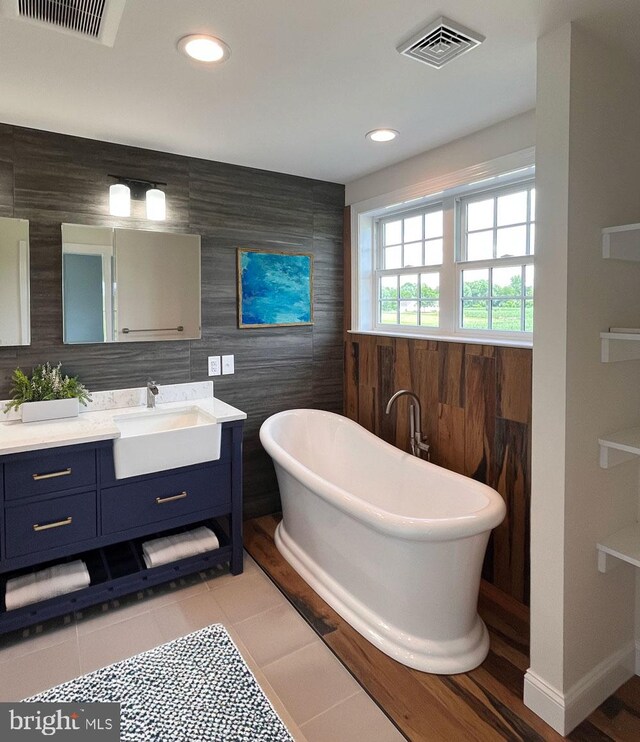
[178,34,230,63]
[109,182,130,217]
[108,175,167,221]
[365,128,399,142]
[145,188,166,221]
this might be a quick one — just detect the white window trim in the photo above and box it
[350,147,535,347]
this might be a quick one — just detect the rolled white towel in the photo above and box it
[142,526,219,568]
[142,526,219,567]
[5,560,90,611]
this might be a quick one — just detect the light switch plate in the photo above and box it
[222,354,235,375]
[208,356,221,376]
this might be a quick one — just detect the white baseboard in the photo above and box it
[523,671,566,733]
[524,642,635,735]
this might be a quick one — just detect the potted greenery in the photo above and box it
[4,363,91,422]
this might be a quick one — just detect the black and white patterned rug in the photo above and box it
[26,624,294,742]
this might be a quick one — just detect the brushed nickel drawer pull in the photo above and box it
[156,491,188,505]
[32,468,72,481]
[33,516,73,532]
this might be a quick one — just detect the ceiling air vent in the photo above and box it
[1,0,126,46]
[397,16,484,69]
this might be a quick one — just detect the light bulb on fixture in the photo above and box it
[178,34,230,63]
[146,188,166,221]
[109,183,131,216]
[365,129,399,142]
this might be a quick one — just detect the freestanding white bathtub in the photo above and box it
[260,408,506,674]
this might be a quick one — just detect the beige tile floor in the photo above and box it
[0,553,405,742]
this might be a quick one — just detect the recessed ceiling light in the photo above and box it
[366,129,399,142]
[178,34,230,63]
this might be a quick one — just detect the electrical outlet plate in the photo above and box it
[222,354,235,375]
[208,356,221,376]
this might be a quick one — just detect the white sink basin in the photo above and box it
[112,406,222,479]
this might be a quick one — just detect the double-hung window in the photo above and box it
[377,204,444,329]
[362,168,535,343]
[458,181,535,334]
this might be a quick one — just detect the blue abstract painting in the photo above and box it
[238,249,313,327]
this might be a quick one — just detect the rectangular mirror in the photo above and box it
[62,224,114,344]
[114,228,201,342]
[62,224,201,344]
[0,217,30,346]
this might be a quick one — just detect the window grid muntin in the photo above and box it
[371,177,534,338]
[378,203,444,272]
[459,180,535,262]
[456,179,534,335]
[376,202,444,329]
[378,269,440,328]
[460,260,533,333]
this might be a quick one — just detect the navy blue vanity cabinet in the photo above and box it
[5,446,96,500]
[101,466,231,535]
[0,419,244,634]
[2,443,100,566]
[5,492,97,558]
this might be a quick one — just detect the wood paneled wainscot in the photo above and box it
[344,334,532,603]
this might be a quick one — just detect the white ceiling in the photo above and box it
[0,0,638,184]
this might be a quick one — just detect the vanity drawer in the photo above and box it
[5,491,97,558]
[101,464,231,535]
[5,447,96,500]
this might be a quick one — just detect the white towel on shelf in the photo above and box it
[5,560,90,611]
[142,526,219,569]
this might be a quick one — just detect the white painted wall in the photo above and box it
[527,22,571,701]
[345,109,535,206]
[526,22,640,734]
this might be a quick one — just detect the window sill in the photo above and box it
[347,328,533,349]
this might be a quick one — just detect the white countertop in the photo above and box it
[0,396,246,457]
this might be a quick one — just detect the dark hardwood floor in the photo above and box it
[244,515,640,741]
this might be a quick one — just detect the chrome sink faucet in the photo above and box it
[385,390,430,460]
[146,379,159,408]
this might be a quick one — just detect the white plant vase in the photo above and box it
[20,398,80,423]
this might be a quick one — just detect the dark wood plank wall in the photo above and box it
[343,211,532,602]
[0,124,345,518]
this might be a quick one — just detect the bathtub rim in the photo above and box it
[260,408,506,541]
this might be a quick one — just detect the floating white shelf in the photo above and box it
[601,332,640,362]
[599,427,640,468]
[597,523,640,573]
[602,223,640,261]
